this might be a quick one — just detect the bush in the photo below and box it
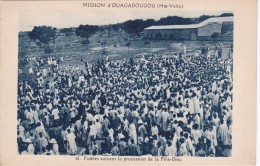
[81,39,90,45]
[44,47,53,54]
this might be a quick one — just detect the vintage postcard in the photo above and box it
[0,0,257,165]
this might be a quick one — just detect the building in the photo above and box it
[143,16,233,41]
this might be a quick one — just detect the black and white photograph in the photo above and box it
[17,10,233,157]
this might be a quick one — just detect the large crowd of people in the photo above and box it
[17,43,233,157]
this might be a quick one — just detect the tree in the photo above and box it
[197,15,212,23]
[219,13,234,17]
[111,24,120,31]
[155,16,193,25]
[29,26,56,47]
[143,19,155,27]
[122,19,144,36]
[76,25,99,42]
[75,25,99,47]
[60,28,74,36]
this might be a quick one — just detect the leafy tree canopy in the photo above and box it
[29,26,56,45]
[60,28,73,33]
[219,13,234,17]
[119,19,155,36]
[60,28,74,36]
[155,16,193,25]
[75,25,99,39]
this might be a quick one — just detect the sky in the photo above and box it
[19,10,230,32]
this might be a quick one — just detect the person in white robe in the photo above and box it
[178,138,188,156]
[68,77,72,88]
[95,119,102,137]
[161,109,169,131]
[129,122,137,144]
[29,67,34,75]
[25,138,34,155]
[188,96,195,114]
[49,138,59,155]
[191,124,202,145]
[108,126,114,144]
[87,122,97,144]
[217,119,229,145]
[151,123,159,137]
[184,133,195,156]
[193,95,200,114]
[164,140,177,156]
[66,129,77,155]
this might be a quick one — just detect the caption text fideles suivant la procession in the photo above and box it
[76,156,182,162]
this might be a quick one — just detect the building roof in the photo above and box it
[145,16,233,30]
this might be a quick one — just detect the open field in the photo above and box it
[56,39,232,66]
[22,39,232,64]
[18,38,232,82]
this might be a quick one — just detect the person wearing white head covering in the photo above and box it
[49,138,59,155]
[25,138,35,155]
[18,125,25,141]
